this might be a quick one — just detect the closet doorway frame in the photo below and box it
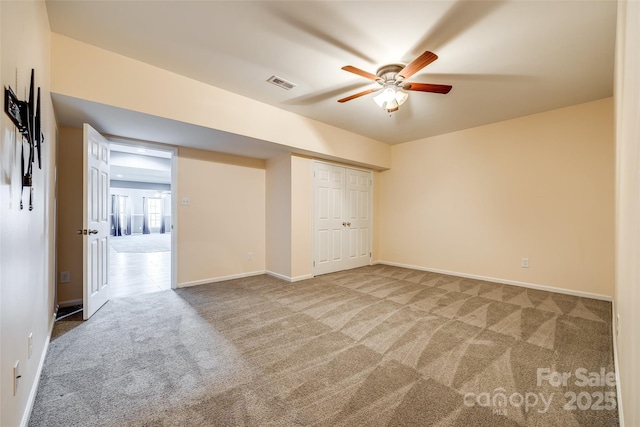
[312,160,374,277]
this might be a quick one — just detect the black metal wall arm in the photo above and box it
[4,69,44,211]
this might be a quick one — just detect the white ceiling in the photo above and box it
[110,144,172,185]
[46,0,617,148]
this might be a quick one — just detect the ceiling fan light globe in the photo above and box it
[374,84,408,112]
[395,90,408,106]
[382,86,396,102]
[385,99,399,111]
[373,91,386,108]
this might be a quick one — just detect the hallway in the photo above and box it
[109,233,171,298]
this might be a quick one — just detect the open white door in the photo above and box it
[82,124,111,319]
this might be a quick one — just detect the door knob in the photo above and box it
[342,222,347,227]
[77,229,99,235]
[346,222,352,227]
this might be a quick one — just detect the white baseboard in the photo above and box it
[177,270,314,287]
[21,311,56,427]
[58,298,83,308]
[292,274,314,282]
[266,271,313,283]
[177,270,266,288]
[611,301,625,426]
[374,260,613,301]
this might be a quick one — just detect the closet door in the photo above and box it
[313,162,372,276]
[345,168,372,270]
[314,163,346,276]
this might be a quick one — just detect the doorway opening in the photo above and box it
[109,142,174,298]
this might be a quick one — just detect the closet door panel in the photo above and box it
[314,163,346,275]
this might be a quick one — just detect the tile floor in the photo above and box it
[109,233,171,299]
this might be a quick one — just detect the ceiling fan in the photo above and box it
[338,51,452,113]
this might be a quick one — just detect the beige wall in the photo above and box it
[0,2,57,426]
[56,127,83,304]
[50,34,391,170]
[377,98,614,298]
[265,155,292,278]
[177,148,265,285]
[265,154,313,281]
[291,156,313,279]
[614,1,640,424]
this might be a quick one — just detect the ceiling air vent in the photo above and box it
[267,75,296,90]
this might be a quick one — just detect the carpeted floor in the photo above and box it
[30,265,618,426]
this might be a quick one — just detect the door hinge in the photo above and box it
[370,252,372,257]
[313,261,316,267]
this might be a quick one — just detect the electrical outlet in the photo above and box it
[181,197,190,206]
[60,271,70,283]
[28,333,33,359]
[521,258,529,268]
[13,361,20,396]
[247,252,253,260]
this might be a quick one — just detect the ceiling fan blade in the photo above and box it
[338,88,379,103]
[341,65,380,82]
[398,51,438,80]
[403,82,452,94]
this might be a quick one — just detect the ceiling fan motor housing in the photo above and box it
[376,64,405,84]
